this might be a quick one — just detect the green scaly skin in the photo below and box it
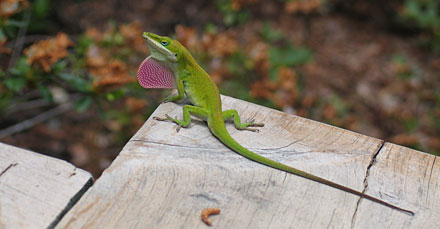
[143,32,414,216]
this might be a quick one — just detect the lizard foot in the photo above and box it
[245,118,265,127]
[154,115,186,132]
[153,114,172,121]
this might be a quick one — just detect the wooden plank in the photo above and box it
[353,143,440,228]
[55,95,437,228]
[0,143,93,229]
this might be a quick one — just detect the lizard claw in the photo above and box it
[240,127,259,132]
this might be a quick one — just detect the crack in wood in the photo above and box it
[350,140,385,227]
[0,163,18,177]
[47,177,94,229]
[426,156,436,202]
[130,139,222,150]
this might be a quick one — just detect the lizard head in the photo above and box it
[137,32,181,89]
[143,32,181,63]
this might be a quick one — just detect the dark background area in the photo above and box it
[1,0,439,178]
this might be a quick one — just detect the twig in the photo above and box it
[3,98,49,115]
[0,103,72,139]
[5,35,51,48]
[8,8,31,69]
[3,93,81,115]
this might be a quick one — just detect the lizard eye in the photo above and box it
[161,41,169,46]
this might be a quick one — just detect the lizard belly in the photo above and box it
[184,81,209,108]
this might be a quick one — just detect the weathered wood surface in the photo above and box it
[0,142,93,229]
[56,95,439,228]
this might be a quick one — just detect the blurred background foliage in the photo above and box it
[0,0,439,177]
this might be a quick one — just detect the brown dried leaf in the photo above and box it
[430,58,440,69]
[285,0,321,14]
[273,67,298,107]
[250,80,275,99]
[176,25,201,53]
[0,0,28,17]
[251,67,298,108]
[119,21,148,54]
[323,104,336,120]
[86,44,107,67]
[246,40,268,66]
[428,137,440,151]
[210,31,238,57]
[91,59,135,89]
[0,38,11,54]
[390,134,419,146]
[86,43,134,89]
[390,61,411,76]
[231,0,259,11]
[85,27,103,42]
[85,23,144,90]
[24,33,74,72]
[125,97,148,112]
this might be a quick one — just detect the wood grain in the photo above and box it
[0,143,93,229]
[56,95,439,228]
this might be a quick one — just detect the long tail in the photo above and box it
[209,123,414,216]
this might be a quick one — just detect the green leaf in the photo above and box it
[220,80,250,101]
[215,0,250,26]
[33,0,50,19]
[4,78,27,92]
[50,60,68,74]
[5,19,27,27]
[269,67,279,81]
[57,73,91,92]
[204,23,218,33]
[105,90,125,101]
[260,22,284,42]
[75,96,93,112]
[9,57,31,76]
[75,35,93,57]
[37,83,53,103]
[330,95,349,117]
[404,117,419,133]
[269,45,313,68]
[0,28,5,42]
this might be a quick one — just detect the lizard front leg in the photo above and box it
[154,105,208,132]
[161,77,185,103]
[222,109,264,132]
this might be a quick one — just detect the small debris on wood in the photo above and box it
[201,208,221,226]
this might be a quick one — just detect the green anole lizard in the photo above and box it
[137,32,414,216]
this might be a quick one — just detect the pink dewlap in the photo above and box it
[137,56,175,88]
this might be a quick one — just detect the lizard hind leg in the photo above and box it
[222,109,264,132]
[153,105,208,132]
